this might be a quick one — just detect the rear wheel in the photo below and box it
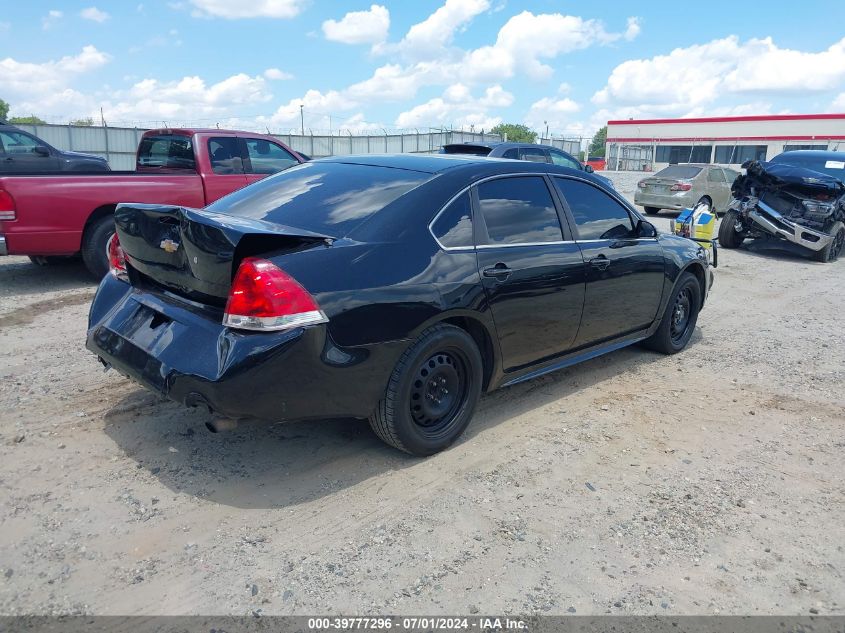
[369,324,483,456]
[644,206,660,215]
[718,210,746,248]
[643,272,701,355]
[813,221,845,263]
[81,216,115,279]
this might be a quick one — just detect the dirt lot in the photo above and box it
[1,180,843,616]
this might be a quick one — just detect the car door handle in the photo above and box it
[590,255,610,270]
[482,263,513,279]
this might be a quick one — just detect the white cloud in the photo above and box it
[832,93,845,111]
[188,0,305,19]
[101,73,273,124]
[323,5,390,45]
[264,67,293,80]
[525,96,580,134]
[593,36,845,120]
[624,17,641,41]
[81,7,110,23]
[395,83,511,130]
[396,0,490,59]
[42,10,63,30]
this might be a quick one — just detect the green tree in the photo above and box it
[9,115,47,125]
[0,98,9,121]
[491,123,537,143]
[70,117,95,126]
[588,125,607,158]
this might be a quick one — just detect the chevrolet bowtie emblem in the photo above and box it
[159,238,180,253]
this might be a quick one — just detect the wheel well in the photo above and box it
[698,195,712,205]
[683,262,707,308]
[82,205,116,245]
[441,316,496,391]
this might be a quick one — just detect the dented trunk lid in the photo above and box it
[114,203,332,302]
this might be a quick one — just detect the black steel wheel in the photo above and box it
[643,272,701,355]
[369,324,483,456]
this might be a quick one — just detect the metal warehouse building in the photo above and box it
[605,113,845,171]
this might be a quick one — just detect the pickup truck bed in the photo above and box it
[0,128,304,277]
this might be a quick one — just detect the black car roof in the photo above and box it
[320,153,507,174]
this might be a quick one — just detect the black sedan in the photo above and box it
[87,154,714,456]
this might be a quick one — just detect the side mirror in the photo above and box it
[584,164,594,173]
[33,146,50,157]
[637,219,657,238]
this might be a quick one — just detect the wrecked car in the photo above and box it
[718,151,845,262]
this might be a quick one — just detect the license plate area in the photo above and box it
[118,303,175,353]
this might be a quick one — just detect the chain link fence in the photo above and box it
[11,123,584,170]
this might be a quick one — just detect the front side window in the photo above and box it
[244,138,298,174]
[432,191,473,248]
[477,176,562,245]
[549,149,580,170]
[137,135,195,169]
[0,131,41,154]
[208,137,244,174]
[555,177,634,241]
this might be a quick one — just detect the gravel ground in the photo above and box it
[0,176,843,616]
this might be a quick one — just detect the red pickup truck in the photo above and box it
[0,128,304,277]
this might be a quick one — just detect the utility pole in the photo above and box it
[300,104,304,136]
[544,121,548,140]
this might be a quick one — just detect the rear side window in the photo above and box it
[519,147,549,163]
[477,177,562,245]
[206,162,429,237]
[432,192,473,248]
[244,138,298,174]
[502,148,518,159]
[208,137,244,174]
[137,135,195,169]
[555,177,634,241]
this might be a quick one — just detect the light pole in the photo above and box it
[300,104,304,136]
[544,120,548,140]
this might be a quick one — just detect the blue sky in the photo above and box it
[2,0,845,138]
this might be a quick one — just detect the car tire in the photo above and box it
[813,221,845,263]
[644,206,660,215]
[643,272,701,355]
[718,210,746,248]
[369,324,483,456]
[81,215,115,279]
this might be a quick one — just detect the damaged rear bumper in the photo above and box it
[748,199,834,252]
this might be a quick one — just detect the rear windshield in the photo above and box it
[137,134,195,169]
[771,154,845,182]
[441,145,491,156]
[655,166,702,179]
[206,161,430,237]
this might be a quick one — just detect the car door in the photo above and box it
[241,137,301,186]
[553,176,664,347]
[706,166,730,211]
[474,175,586,372]
[204,136,248,203]
[0,130,60,172]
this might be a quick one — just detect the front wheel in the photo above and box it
[369,324,483,456]
[81,216,115,279]
[718,210,746,248]
[813,221,845,263]
[643,272,701,355]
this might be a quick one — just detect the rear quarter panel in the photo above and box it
[0,174,204,255]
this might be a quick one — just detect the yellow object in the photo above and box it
[670,202,716,248]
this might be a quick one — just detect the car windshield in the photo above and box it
[205,161,430,237]
[771,154,845,182]
[655,166,702,179]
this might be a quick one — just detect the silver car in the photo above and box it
[635,164,739,215]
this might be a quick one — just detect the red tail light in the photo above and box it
[670,182,692,191]
[107,232,128,281]
[0,190,16,221]
[223,257,328,332]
